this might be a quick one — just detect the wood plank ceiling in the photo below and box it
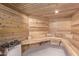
[2,3,79,20]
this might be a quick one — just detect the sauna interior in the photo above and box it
[0,3,79,56]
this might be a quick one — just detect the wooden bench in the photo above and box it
[22,37,79,56]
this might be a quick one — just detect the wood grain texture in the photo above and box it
[71,11,79,50]
[3,3,79,19]
[49,18,72,39]
[0,4,29,44]
[28,17,49,40]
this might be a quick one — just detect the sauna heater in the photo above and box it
[0,40,21,56]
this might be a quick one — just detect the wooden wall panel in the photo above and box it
[28,17,49,40]
[0,4,28,44]
[71,11,79,49]
[49,18,72,39]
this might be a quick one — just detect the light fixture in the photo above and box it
[55,10,59,14]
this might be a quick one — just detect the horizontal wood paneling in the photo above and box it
[49,18,72,39]
[28,17,49,40]
[0,4,29,44]
[71,11,79,50]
